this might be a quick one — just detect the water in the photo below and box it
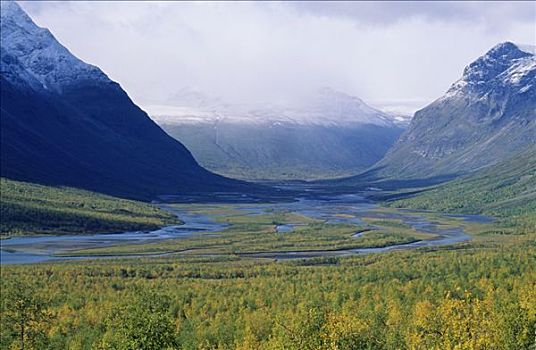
[1,206,226,264]
[235,194,475,259]
[1,192,492,264]
[276,225,295,233]
[445,214,495,223]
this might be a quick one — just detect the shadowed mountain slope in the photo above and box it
[0,2,253,200]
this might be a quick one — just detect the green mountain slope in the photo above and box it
[0,178,179,237]
[162,123,403,180]
[390,148,536,233]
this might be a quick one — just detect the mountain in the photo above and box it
[0,2,250,200]
[390,148,536,232]
[371,42,535,180]
[147,88,407,180]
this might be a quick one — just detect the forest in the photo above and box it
[1,199,535,349]
[390,149,536,236]
[0,178,179,237]
[1,153,535,349]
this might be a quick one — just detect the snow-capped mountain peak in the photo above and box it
[444,42,535,99]
[306,87,395,126]
[1,1,36,32]
[462,42,531,82]
[1,1,109,93]
[146,87,405,127]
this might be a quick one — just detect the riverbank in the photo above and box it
[1,190,493,264]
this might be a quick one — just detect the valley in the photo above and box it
[152,88,406,180]
[1,181,534,349]
[1,186,490,264]
[1,2,535,349]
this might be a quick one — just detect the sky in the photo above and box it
[19,1,536,114]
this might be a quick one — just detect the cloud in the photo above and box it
[285,1,536,28]
[19,1,535,113]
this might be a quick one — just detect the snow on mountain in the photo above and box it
[1,1,250,199]
[0,1,109,93]
[372,41,536,180]
[383,112,413,126]
[293,87,396,126]
[443,42,535,99]
[146,87,405,127]
[147,86,407,179]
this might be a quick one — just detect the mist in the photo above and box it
[20,1,535,114]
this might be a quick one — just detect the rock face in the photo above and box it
[373,42,535,179]
[0,2,247,200]
[149,88,406,180]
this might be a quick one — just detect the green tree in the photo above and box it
[0,280,53,350]
[96,291,178,350]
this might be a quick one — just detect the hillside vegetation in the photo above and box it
[162,123,402,180]
[389,149,536,234]
[1,174,535,348]
[0,178,179,237]
[1,231,534,349]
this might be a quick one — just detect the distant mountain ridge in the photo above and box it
[0,2,250,200]
[147,88,407,180]
[147,87,409,127]
[370,42,535,180]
